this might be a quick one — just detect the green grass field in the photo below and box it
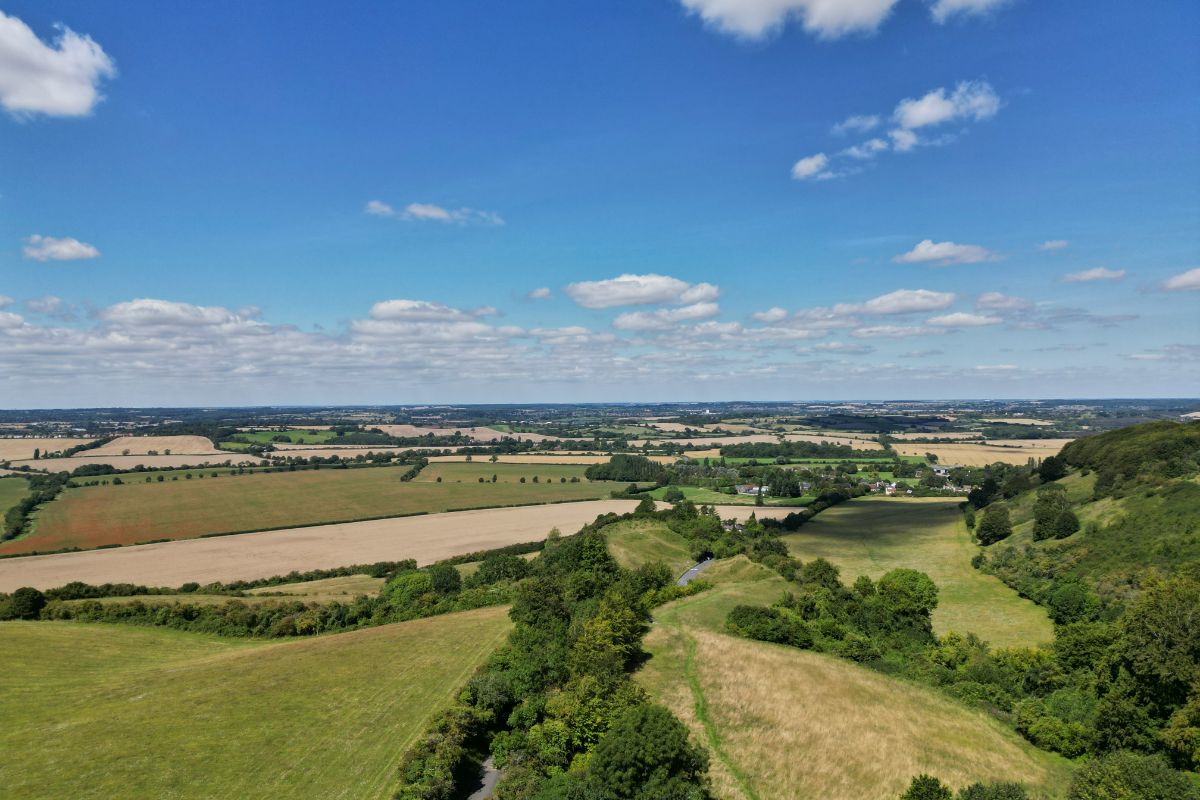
[0,476,28,520]
[416,461,591,483]
[604,518,697,577]
[782,497,1052,648]
[67,575,390,607]
[9,466,617,554]
[0,607,511,800]
[227,428,342,445]
[636,557,1072,799]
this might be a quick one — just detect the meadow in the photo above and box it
[634,556,1071,799]
[0,607,511,800]
[0,476,28,520]
[11,465,618,553]
[782,497,1052,647]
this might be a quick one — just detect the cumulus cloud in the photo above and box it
[791,153,832,180]
[0,11,116,117]
[365,200,503,225]
[0,295,12,308]
[1062,267,1125,283]
[927,311,1002,327]
[1038,239,1070,251]
[842,138,889,160]
[368,299,495,322]
[930,0,1012,24]
[751,307,788,323]
[564,274,719,309]
[976,291,1032,311]
[23,234,100,262]
[677,0,900,40]
[793,80,1001,182]
[24,295,75,320]
[859,288,955,315]
[894,239,1000,266]
[1162,267,1200,292]
[892,80,1001,130]
[101,298,257,328]
[831,114,880,135]
[612,302,720,331]
[527,287,552,300]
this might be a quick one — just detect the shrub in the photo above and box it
[1067,750,1200,800]
[900,774,952,800]
[726,605,813,648]
[976,504,1013,545]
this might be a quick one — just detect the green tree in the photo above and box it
[1039,455,1068,482]
[975,503,1013,545]
[7,587,47,620]
[635,496,657,515]
[900,774,952,800]
[878,569,939,620]
[663,487,685,503]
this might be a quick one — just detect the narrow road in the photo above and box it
[676,558,713,586]
[465,756,500,800]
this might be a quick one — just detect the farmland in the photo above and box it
[0,607,512,800]
[782,498,1052,647]
[891,439,1072,466]
[89,435,227,456]
[646,485,813,506]
[0,500,639,590]
[415,460,592,483]
[0,438,94,461]
[636,557,1071,799]
[10,464,620,553]
[0,476,28,518]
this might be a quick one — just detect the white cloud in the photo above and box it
[101,298,257,329]
[527,287,552,300]
[612,302,720,331]
[974,363,1018,371]
[1162,268,1200,292]
[791,152,831,180]
[25,295,75,320]
[564,274,719,309]
[888,128,919,153]
[364,200,503,225]
[0,11,115,117]
[976,291,1031,311]
[751,307,788,323]
[22,234,100,261]
[930,0,1011,24]
[1038,239,1070,251]
[798,341,874,355]
[0,295,12,308]
[894,239,1000,266]
[1062,267,1125,283]
[851,324,942,338]
[859,288,955,315]
[842,138,889,160]
[368,299,495,322]
[678,0,900,40]
[927,311,1002,327]
[831,114,880,135]
[893,80,1000,130]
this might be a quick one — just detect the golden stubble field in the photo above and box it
[891,439,1073,466]
[0,499,640,590]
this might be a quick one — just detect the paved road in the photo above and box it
[676,558,713,586]
[466,756,501,800]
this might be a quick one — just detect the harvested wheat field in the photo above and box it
[783,433,885,449]
[374,424,568,443]
[267,446,417,458]
[426,453,677,465]
[9,453,265,471]
[0,608,511,800]
[0,438,94,461]
[892,439,1073,466]
[87,435,226,456]
[0,499,638,590]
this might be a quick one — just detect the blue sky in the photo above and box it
[0,0,1197,406]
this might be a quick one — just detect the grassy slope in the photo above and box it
[604,518,697,577]
[0,476,28,519]
[0,607,511,800]
[12,466,616,554]
[637,558,1072,800]
[782,497,1053,648]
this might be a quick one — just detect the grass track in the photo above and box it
[637,557,1072,799]
[0,607,511,800]
[12,466,616,554]
[604,518,697,577]
[783,497,1052,647]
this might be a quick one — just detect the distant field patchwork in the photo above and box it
[9,466,619,554]
[0,608,512,800]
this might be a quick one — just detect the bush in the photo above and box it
[4,587,47,620]
[900,775,952,800]
[1067,750,1200,800]
[663,487,685,503]
[726,605,813,648]
[976,504,1013,545]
